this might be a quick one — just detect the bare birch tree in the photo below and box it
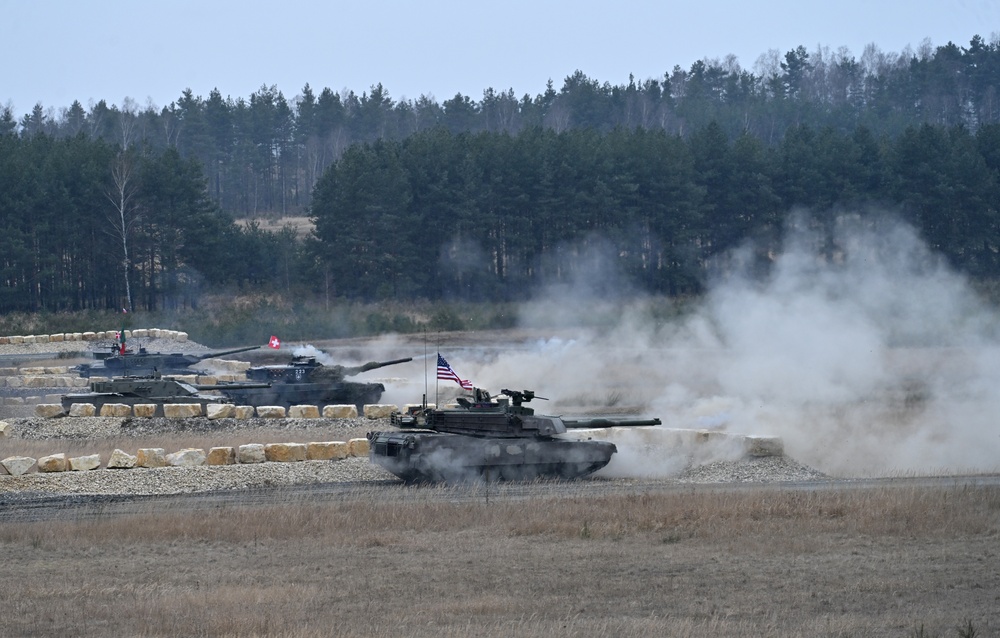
[106,148,139,312]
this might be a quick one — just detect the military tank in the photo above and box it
[76,345,261,378]
[60,373,270,416]
[368,388,661,483]
[214,355,413,411]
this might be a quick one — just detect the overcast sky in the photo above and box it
[2,0,997,118]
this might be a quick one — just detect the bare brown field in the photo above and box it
[1,484,997,637]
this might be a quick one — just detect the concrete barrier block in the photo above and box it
[206,403,236,419]
[238,444,266,463]
[288,405,320,418]
[348,438,370,457]
[100,403,132,417]
[137,448,168,468]
[307,441,349,461]
[256,406,286,418]
[207,447,236,465]
[133,404,157,418]
[69,403,97,417]
[2,456,36,476]
[234,405,255,419]
[37,453,69,473]
[69,454,101,471]
[107,449,137,469]
[323,404,358,419]
[163,403,203,418]
[363,404,398,419]
[167,448,206,467]
[264,443,307,462]
[35,404,66,418]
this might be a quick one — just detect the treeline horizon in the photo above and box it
[1,35,999,314]
[3,35,998,217]
[3,120,998,312]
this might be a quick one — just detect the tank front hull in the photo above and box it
[367,431,616,483]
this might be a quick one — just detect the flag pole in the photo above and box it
[422,328,428,410]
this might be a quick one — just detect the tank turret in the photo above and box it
[217,356,413,411]
[368,388,661,484]
[76,345,261,378]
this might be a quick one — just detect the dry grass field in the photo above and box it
[1,483,998,637]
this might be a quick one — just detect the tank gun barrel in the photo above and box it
[195,345,261,361]
[563,417,662,429]
[193,381,272,391]
[344,357,413,375]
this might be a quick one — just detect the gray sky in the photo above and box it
[2,0,997,118]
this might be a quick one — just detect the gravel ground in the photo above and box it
[1,413,828,496]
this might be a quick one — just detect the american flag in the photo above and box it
[437,353,473,390]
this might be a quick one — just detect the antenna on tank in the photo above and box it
[422,328,428,410]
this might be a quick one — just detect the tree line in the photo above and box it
[1,35,999,312]
[1,118,998,311]
[3,35,998,217]
[310,123,1000,301]
[0,135,298,313]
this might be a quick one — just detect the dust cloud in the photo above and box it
[428,213,1000,477]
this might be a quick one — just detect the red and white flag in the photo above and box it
[268,335,281,349]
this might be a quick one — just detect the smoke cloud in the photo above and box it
[429,212,1000,477]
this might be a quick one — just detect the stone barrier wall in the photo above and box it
[0,328,189,345]
[1,437,372,476]
[34,403,396,419]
